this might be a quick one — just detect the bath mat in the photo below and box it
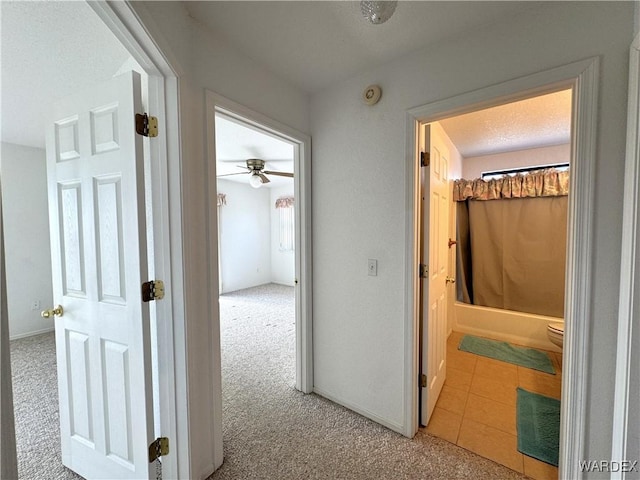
[516,387,560,466]
[458,335,555,374]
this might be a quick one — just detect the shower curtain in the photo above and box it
[455,169,569,318]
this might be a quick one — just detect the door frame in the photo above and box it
[55,2,187,478]
[404,57,599,480]
[205,90,314,394]
[611,31,640,478]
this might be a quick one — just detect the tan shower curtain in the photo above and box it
[455,169,568,318]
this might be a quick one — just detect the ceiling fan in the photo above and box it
[217,158,293,188]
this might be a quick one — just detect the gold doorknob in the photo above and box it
[41,305,64,319]
[446,276,456,285]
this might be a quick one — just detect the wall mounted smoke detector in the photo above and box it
[362,85,382,105]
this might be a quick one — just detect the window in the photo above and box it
[481,163,569,181]
[276,197,294,252]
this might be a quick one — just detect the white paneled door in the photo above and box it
[421,124,450,425]
[45,71,154,479]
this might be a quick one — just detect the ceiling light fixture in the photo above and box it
[249,173,263,189]
[360,1,397,25]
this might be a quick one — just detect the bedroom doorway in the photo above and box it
[206,91,313,395]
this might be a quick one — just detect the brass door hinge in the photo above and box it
[135,113,158,138]
[148,437,169,463]
[142,280,165,302]
[421,374,427,388]
[420,151,430,167]
[419,264,428,278]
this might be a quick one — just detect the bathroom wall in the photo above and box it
[462,143,571,179]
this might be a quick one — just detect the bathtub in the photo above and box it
[453,302,563,352]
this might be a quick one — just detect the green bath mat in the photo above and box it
[458,335,555,374]
[516,388,560,466]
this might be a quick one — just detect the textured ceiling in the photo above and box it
[439,89,572,158]
[1,1,131,149]
[183,1,543,94]
[215,114,294,189]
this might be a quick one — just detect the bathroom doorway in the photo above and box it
[406,58,600,480]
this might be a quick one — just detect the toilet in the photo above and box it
[547,322,564,349]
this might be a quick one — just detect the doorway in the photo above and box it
[1,2,183,478]
[418,89,571,476]
[405,57,600,480]
[206,91,313,396]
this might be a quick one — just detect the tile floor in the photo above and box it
[426,331,563,480]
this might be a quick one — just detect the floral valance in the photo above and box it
[217,193,227,207]
[275,196,294,209]
[453,168,569,202]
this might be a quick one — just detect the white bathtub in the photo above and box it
[453,302,563,352]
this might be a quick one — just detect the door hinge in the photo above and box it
[419,264,428,278]
[135,113,158,138]
[148,437,169,463]
[420,151,430,167]
[142,280,165,302]
[421,374,427,388]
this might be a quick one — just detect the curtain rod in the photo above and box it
[481,163,569,179]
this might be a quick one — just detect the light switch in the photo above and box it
[368,259,378,276]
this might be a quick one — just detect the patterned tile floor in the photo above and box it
[426,331,562,480]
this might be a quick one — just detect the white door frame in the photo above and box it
[611,32,640,479]
[205,91,314,394]
[66,2,188,478]
[404,57,599,480]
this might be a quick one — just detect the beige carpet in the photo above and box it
[10,283,528,479]
[210,283,528,480]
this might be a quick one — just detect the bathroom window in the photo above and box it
[481,163,569,181]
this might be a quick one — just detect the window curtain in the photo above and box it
[455,169,568,317]
[275,196,294,209]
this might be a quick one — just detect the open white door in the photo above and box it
[45,71,155,479]
[420,123,450,425]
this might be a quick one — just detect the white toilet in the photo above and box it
[547,322,564,349]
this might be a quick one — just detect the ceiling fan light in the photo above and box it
[360,1,397,25]
[249,173,263,188]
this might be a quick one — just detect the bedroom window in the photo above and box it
[276,196,294,252]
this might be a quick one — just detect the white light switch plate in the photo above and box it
[368,259,377,276]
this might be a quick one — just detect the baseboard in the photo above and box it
[9,326,54,341]
[312,387,406,436]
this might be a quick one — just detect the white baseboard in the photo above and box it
[9,326,54,341]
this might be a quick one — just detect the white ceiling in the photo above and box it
[183,1,544,94]
[1,1,566,158]
[215,114,294,189]
[1,1,131,149]
[439,89,572,158]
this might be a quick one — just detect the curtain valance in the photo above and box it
[453,168,569,202]
[217,193,227,206]
[275,196,294,209]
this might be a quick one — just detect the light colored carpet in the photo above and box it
[210,284,528,480]
[10,283,528,479]
[10,332,83,480]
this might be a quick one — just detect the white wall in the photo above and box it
[217,179,271,293]
[461,143,571,179]
[217,181,295,292]
[270,185,295,287]
[0,143,54,339]
[310,2,633,465]
[132,3,310,476]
